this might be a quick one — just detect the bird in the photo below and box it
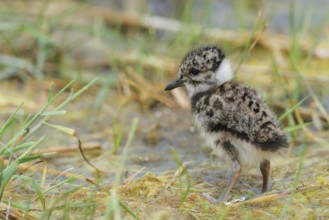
[164,46,288,203]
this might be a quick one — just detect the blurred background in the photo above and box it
[0,0,328,219]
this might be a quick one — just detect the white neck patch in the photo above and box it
[215,58,233,85]
[185,83,213,98]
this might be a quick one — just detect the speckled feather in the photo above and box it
[175,46,288,167]
[191,82,287,152]
[165,46,289,202]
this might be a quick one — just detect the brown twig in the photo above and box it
[120,68,178,108]
[35,142,101,155]
[122,167,146,185]
[74,132,103,174]
[0,203,35,220]
[3,159,78,178]
[232,185,321,206]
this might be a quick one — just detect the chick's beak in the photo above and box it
[164,78,184,91]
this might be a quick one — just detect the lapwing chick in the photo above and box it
[165,46,288,203]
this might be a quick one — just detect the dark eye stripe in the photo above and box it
[190,68,200,76]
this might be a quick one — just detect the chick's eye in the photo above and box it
[190,68,200,76]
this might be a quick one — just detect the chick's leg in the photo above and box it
[201,159,241,203]
[260,159,272,193]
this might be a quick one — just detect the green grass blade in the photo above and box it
[1,142,36,156]
[15,175,46,209]
[171,147,191,206]
[279,95,310,122]
[0,162,18,200]
[17,155,41,163]
[279,137,308,219]
[48,80,75,104]
[42,122,76,136]
[283,122,312,133]
[24,79,96,141]
[43,176,79,194]
[0,102,23,138]
[55,79,97,110]
[114,117,139,184]
[118,200,141,220]
[47,82,54,103]
[40,187,81,219]
[19,136,45,159]
[40,110,66,116]
[105,117,139,220]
